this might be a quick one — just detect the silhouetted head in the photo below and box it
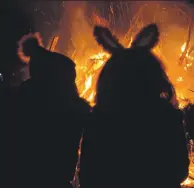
[18,32,48,81]
[17,33,76,90]
[18,32,44,63]
[93,23,175,109]
[47,52,77,92]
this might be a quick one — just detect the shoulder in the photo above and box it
[160,99,183,126]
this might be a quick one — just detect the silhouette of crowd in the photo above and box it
[0,22,190,188]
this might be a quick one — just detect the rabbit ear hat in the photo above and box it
[130,23,159,50]
[17,32,44,63]
[93,25,124,53]
[93,23,159,54]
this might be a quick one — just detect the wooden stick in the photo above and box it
[179,18,192,65]
[49,36,59,52]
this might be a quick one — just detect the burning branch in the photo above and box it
[179,18,192,65]
[176,5,193,66]
[49,36,59,52]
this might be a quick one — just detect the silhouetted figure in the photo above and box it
[15,33,90,188]
[80,24,189,188]
[1,82,20,188]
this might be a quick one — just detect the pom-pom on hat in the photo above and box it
[17,32,76,81]
[17,32,44,63]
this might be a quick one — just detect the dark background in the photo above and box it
[0,1,63,86]
[0,1,32,86]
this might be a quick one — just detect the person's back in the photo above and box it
[81,99,188,188]
[17,80,89,188]
[80,24,189,188]
[15,33,90,188]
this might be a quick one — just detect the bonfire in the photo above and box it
[48,2,194,187]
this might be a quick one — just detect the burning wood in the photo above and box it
[49,36,59,52]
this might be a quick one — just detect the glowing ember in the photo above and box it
[177,76,184,82]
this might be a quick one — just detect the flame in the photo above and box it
[88,91,96,106]
[74,52,110,106]
[180,42,194,61]
[181,177,191,186]
[80,75,93,97]
[181,42,186,53]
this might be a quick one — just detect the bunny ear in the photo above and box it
[131,23,159,50]
[93,25,124,53]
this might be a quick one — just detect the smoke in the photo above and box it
[53,1,98,57]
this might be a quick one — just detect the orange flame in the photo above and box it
[74,52,110,106]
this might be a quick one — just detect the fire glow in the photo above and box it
[49,2,194,187]
[47,2,194,109]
